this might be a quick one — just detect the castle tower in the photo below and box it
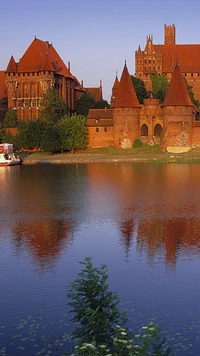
[164,24,176,45]
[162,62,195,150]
[110,73,119,106]
[112,62,140,148]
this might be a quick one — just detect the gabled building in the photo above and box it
[87,61,200,152]
[135,24,200,100]
[4,37,85,121]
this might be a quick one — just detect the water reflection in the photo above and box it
[12,219,73,268]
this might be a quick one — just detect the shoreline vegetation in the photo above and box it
[19,146,200,165]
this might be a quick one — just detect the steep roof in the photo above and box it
[154,44,200,73]
[112,62,140,108]
[87,108,113,119]
[162,62,194,107]
[0,71,7,99]
[17,38,73,78]
[40,53,55,72]
[112,74,119,90]
[6,56,17,72]
[86,87,102,101]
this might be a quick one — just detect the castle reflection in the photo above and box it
[87,163,200,269]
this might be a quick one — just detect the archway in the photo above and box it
[154,123,162,137]
[141,124,148,136]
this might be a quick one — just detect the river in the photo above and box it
[1,163,200,355]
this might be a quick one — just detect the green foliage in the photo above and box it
[130,75,149,104]
[93,99,110,109]
[66,257,126,348]
[133,138,143,148]
[75,92,96,116]
[40,88,68,123]
[184,77,200,109]
[16,122,29,149]
[151,73,169,103]
[63,115,87,152]
[3,108,18,128]
[40,124,61,153]
[67,258,172,356]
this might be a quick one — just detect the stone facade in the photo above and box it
[135,24,200,100]
[87,62,200,152]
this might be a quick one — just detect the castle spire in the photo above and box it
[112,62,140,108]
[162,62,194,107]
[6,55,17,72]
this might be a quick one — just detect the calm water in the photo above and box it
[1,163,200,355]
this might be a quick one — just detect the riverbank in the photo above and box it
[20,148,200,164]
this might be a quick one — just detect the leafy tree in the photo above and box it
[3,108,18,128]
[26,120,46,149]
[184,78,200,109]
[66,257,126,348]
[151,73,169,103]
[40,124,61,153]
[130,75,149,103]
[75,92,96,116]
[67,258,172,356]
[17,121,29,150]
[93,99,110,109]
[40,88,68,123]
[64,115,87,153]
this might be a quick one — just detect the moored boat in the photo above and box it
[0,143,21,166]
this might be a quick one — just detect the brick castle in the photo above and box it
[1,25,200,152]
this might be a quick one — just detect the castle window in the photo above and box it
[191,73,193,77]
[158,66,160,70]
[96,128,99,132]
[141,124,148,137]
[24,100,29,108]
[148,59,151,64]
[32,99,37,107]
[104,127,107,132]
[25,92,28,98]
[185,73,187,77]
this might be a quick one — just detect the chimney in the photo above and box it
[100,79,102,87]
[81,80,83,87]
[68,61,71,72]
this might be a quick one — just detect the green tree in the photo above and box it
[93,99,110,109]
[130,75,149,103]
[151,73,169,103]
[3,108,18,128]
[184,77,200,109]
[75,92,96,116]
[64,115,87,153]
[66,257,126,348]
[40,124,61,153]
[40,88,68,123]
[17,121,29,150]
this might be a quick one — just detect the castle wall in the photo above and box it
[112,107,140,148]
[87,126,113,147]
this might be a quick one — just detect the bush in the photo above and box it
[66,258,172,356]
[133,138,143,148]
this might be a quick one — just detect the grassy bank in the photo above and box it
[19,145,200,164]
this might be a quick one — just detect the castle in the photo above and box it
[135,24,200,100]
[0,37,102,121]
[87,60,200,152]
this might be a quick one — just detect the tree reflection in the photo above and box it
[11,219,74,269]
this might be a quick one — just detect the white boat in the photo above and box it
[0,143,21,166]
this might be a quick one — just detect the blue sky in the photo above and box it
[1,0,200,100]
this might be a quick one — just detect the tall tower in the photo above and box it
[164,24,176,45]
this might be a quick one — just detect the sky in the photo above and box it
[1,0,200,101]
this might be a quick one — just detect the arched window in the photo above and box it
[154,123,162,137]
[141,124,148,136]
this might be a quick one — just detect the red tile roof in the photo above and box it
[112,62,140,108]
[87,108,113,119]
[86,87,102,101]
[6,56,17,72]
[17,38,73,78]
[162,63,194,107]
[0,71,7,99]
[112,74,119,90]
[40,54,55,72]
[155,44,200,73]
